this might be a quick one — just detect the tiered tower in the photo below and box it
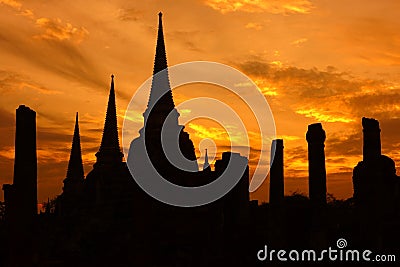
[84,75,134,209]
[128,12,198,185]
[59,113,85,215]
[96,75,124,165]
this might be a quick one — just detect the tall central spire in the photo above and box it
[96,75,123,164]
[145,12,176,118]
[66,112,84,180]
[127,12,199,181]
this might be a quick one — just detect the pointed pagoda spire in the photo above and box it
[96,75,123,164]
[66,112,84,181]
[145,12,176,117]
[153,12,168,76]
[203,149,210,171]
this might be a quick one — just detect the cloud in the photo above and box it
[296,108,354,123]
[166,30,203,52]
[277,135,300,141]
[0,0,34,18]
[123,110,144,123]
[239,60,361,99]
[245,22,263,30]
[0,107,14,129]
[238,60,389,118]
[118,8,142,21]
[1,1,86,43]
[326,131,362,158]
[291,37,307,47]
[284,145,307,164]
[18,8,33,18]
[339,17,400,66]
[0,0,21,9]
[0,108,15,150]
[1,1,112,97]
[204,0,314,14]
[347,87,400,119]
[0,70,60,95]
[236,60,381,126]
[0,22,110,96]
[188,123,229,141]
[0,1,116,99]
[34,17,89,43]
[37,126,97,145]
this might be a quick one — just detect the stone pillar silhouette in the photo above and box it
[268,139,286,247]
[306,123,327,206]
[362,117,381,162]
[13,105,38,218]
[353,117,382,204]
[352,117,398,248]
[269,139,284,205]
[2,105,37,267]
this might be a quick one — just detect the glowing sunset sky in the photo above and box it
[1,0,400,203]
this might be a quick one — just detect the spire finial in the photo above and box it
[111,75,114,90]
[158,11,162,17]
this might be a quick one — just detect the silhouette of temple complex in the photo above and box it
[1,13,400,267]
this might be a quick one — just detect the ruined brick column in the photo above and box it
[353,117,382,202]
[306,123,327,206]
[362,117,381,162]
[2,105,37,267]
[3,105,38,223]
[269,139,284,206]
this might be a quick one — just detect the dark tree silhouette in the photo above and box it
[42,197,57,214]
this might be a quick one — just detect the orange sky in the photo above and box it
[1,0,400,204]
